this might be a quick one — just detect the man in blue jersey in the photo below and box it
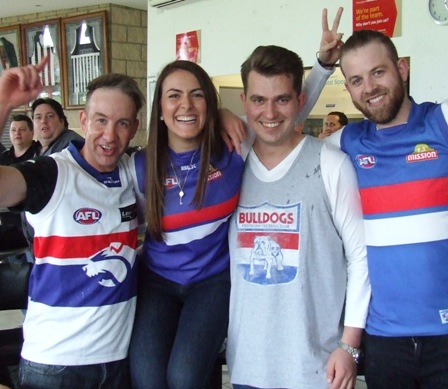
[328,29,448,388]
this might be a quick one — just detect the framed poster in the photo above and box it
[0,25,21,75]
[62,11,108,107]
[22,19,62,103]
[176,30,200,63]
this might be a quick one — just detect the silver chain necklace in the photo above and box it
[169,149,198,205]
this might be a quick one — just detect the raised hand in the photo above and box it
[319,7,344,66]
[0,57,47,113]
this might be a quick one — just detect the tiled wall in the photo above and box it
[1,4,148,146]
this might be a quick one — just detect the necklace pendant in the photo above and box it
[179,190,184,205]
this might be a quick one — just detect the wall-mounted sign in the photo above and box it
[175,30,200,63]
[353,0,402,37]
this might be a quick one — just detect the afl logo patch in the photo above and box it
[164,175,178,190]
[356,154,376,169]
[74,208,102,224]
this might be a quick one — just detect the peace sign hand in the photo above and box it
[319,7,344,66]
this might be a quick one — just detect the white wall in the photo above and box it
[147,0,448,104]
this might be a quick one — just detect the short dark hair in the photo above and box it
[12,113,33,131]
[340,30,399,74]
[31,98,69,128]
[241,45,304,95]
[86,73,146,115]
[328,111,348,126]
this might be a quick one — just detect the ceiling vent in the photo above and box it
[149,0,187,8]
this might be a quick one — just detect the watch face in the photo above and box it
[429,0,448,24]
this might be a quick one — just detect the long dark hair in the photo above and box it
[145,60,224,241]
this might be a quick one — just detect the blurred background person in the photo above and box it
[318,110,348,139]
[0,114,36,257]
[0,114,36,387]
[31,97,82,156]
[0,114,36,165]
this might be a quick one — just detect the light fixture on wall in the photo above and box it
[42,25,54,47]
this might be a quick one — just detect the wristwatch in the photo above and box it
[338,341,361,364]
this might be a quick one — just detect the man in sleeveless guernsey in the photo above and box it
[0,59,145,389]
[21,97,84,259]
[226,43,370,388]
[325,29,448,388]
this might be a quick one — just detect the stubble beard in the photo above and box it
[353,81,406,125]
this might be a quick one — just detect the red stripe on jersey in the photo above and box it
[34,229,138,259]
[237,232,299,250]
[162,192,239,231]
[360,177,448,215]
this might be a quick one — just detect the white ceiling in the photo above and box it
[2,0,148,18]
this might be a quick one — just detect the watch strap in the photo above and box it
[338,341,361,364]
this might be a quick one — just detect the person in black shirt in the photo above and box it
[0,114,37,252]
[0,114,37,165]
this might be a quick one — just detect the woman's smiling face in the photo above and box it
[160,69,207,152]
